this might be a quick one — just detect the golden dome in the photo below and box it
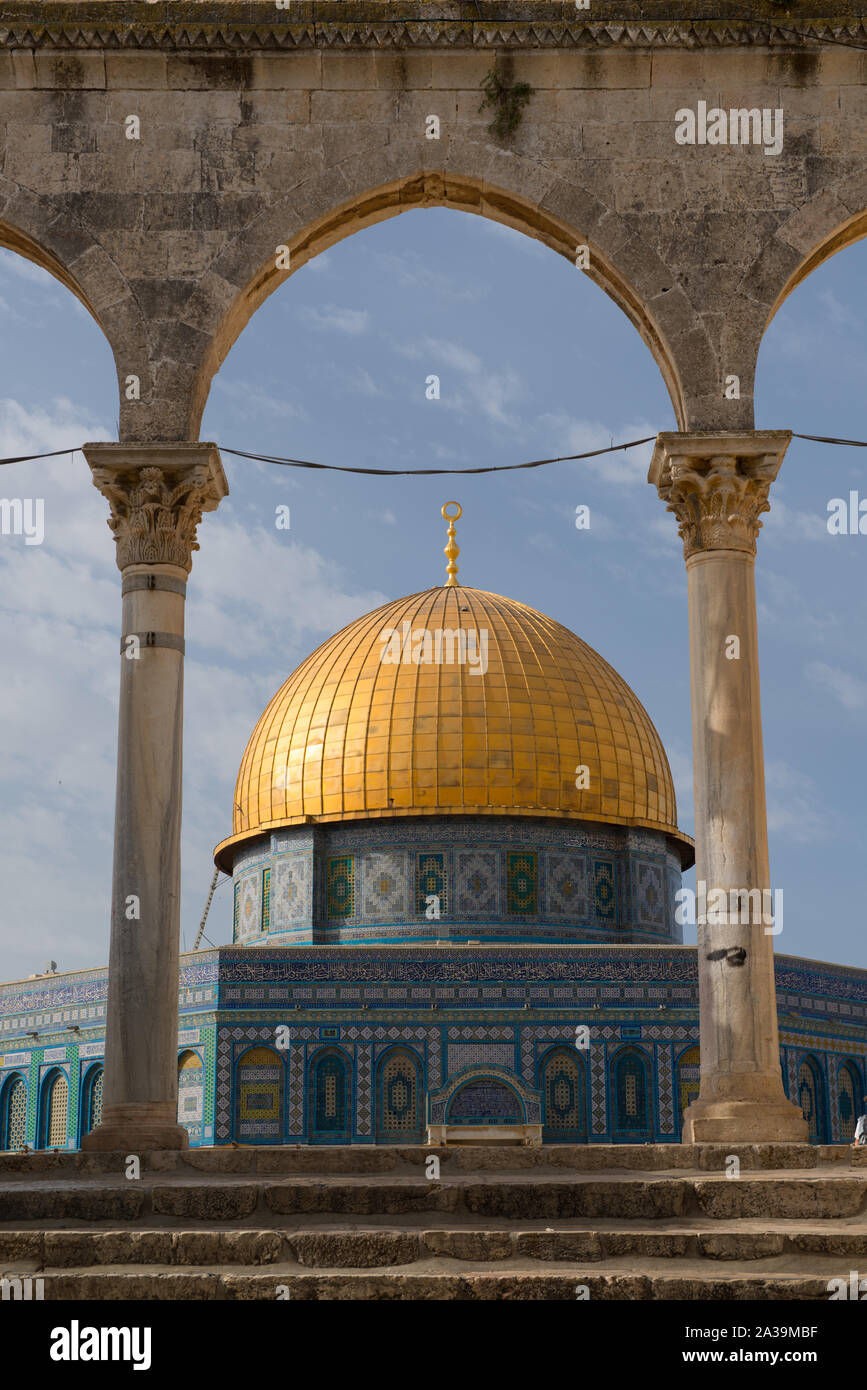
[215,585,693,870]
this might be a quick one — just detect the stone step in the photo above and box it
[0,1264,841,1300]
[0,1143,858,1178]
[3,1224,867,1268]
[2,1174,866,1223]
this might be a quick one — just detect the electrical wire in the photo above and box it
[2,432,867,476]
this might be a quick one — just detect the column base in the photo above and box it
[682,1097,808,1144]
[80,1104,189,1152]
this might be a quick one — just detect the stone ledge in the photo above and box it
[0,4,866,52]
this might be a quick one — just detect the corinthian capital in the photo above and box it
[648,431,791,560]
[83,443,228,572]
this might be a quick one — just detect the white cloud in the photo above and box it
[297,304,370,335]
[805,660,867,710]
[211,378,310,421]
[536,411,656,485]
[396,336,524,428]
[765,759,831,843]
[0,396,389,977]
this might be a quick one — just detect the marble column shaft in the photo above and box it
[81,443,228,1151]
[649,431,808,1143]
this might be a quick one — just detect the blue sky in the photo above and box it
[0,207,864,979]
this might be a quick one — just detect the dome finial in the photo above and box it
[441,500,462,586]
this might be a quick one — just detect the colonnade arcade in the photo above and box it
[4,3,866,1148]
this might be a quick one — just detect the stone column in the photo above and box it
[649,431,807,1143]
[81,443,228,1151]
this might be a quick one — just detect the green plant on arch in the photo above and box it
[479,67,534,140]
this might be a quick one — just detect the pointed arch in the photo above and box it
[234,1044,284,1145]
[0,189,150,427]
[37,1068,68,1150]
[375,1046,423,1143]
[796,1053,828,1145]
[538,1045,588,1143]
[308,1046,352,1144]
[187,167,691,439]
[610,1045,652,1141]
[79,1064,104,1143]
[0,1072,28,1152]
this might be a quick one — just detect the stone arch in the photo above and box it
[538,1045,588,1143]
[751,187,867,407]
[374,1045,423,1143]
[0,192,150,427]
[0,1072,27,1152]
[187,165,695,440]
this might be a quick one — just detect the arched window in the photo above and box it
[375,1048,422,1143]
[612,1047,651,1140]
[309,1049,351,1144]
[540,1048,587,1142]
[81,1066,103,1138]
[235,1045,283,1145]
[0,1074,27,1151]
[836,1061,862,1142]
[446,1077,523,1126]
[177,1049,204,1144]
[39,1070,68,1149]
[676,1045,701,1136]
[797,1055,827,1144]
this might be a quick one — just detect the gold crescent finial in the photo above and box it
[441,501,462,586]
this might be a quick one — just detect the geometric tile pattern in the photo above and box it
[356,1044,371,1135]
[447,1043,514,1076]
[656,1042,674,1133]
[273,854,312,926]
[455,851,498,915]
[590,1042,607,1134]
[545,853,588,917]
[593,860,617,921]
[416,852,447,916]
[636,861,664,926]
[361,853,407,920]
[506,851,537,914]
[326,857,354,920]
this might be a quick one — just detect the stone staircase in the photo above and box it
[1,1144,866,1299]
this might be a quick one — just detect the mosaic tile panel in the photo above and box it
[636,861,665,926]
[656,1042,674,1133]
[593,860,617,922]
[507,852,538,914]
[416,853,447,916]
[360,853,407,920]
[545,853,589,917]
[455,851,499,915]
[356,1044,371,1136]
[326,857,354,920]
[273,854,312,926]
[447,1043,515,1076]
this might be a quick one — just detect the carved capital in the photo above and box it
[83,443,228,573]
[648,432,791,560]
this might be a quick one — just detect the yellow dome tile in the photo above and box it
[215,585,693,869]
